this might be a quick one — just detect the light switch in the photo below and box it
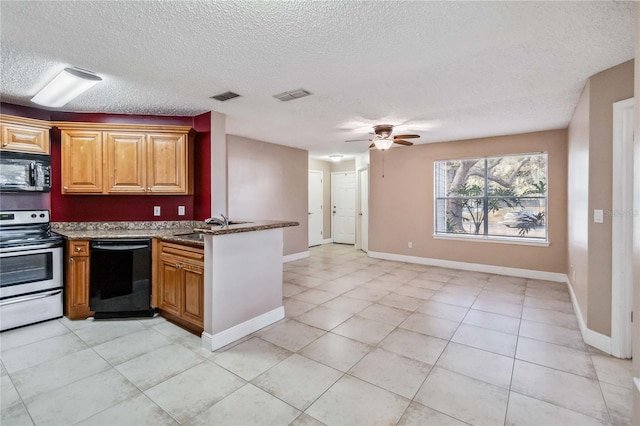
[594,209,604,223]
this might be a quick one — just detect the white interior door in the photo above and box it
[308,170,323,247]
[332,172,356,244]
[612,97,634,358]
[358,168,369,252]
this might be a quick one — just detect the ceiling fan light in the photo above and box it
[329,154,343,162]
[31,67,102,108]
[374,138,394,150]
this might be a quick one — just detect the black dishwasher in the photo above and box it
[89,239,155,319]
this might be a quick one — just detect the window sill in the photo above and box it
[433,233,550,247]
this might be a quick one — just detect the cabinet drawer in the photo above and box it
[68,241,89,257]
[160,242,204,263]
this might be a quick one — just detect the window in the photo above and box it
[434,153,548,242]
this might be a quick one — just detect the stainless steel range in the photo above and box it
[0,209,63,331]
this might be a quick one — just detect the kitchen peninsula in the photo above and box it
[54,219,298,351]
[194,220,298,351]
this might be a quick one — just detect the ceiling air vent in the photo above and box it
[210,91,240,101]
[273,88,312,102]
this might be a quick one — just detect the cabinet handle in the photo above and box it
[69,258,74,263]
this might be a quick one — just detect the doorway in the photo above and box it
[612,97,635,358]
[331,171,356,244]
[308,170,324,247]
[358,168,369,252]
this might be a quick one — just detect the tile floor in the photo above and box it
[0,244,634,425]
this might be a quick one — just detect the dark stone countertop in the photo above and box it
[52,219,299,248]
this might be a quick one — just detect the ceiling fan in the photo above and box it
[345,124,420,150]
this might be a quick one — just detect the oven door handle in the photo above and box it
[91,244,149,251]
[0,289,62,306]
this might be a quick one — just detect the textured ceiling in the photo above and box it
[0,1,635,159]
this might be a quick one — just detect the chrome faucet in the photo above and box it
[205,213,229,227]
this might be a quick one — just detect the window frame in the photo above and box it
[433,152,549,244]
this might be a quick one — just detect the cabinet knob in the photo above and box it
[69,258,74,263]
[2,142,8,147]
[63,186,68,191]
[147,187,151,192]
[76,247,81,252]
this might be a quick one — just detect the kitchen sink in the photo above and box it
[174,233,204,241]
[227,221,252,225]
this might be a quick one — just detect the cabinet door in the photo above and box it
[146,133,188,194]
[1,123,49,154]
[105,132,146,193]
[158,256,182,317]
[61,130,104,193]
[65,243,92,320]
[182,263,204,328]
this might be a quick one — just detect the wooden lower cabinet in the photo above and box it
[65,240,93,319]
[157,241,204,333]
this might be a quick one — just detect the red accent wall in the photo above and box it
[193,112,211,220]
[1,103,212,222]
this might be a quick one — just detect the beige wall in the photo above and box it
[331,159,355,173]
[227,135,308,256]
[567,60,635,336]
[587,60,634,335]
[369,129,567,273]
[567,81,591,321]
[309,158,332,240]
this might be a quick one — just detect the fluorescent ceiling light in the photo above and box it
[374,139,393,150]
[329,154,343,162]
[31,67,102,108]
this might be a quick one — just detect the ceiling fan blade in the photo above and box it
[393,139,414,146]
[393,134,420,139]
[345,138,372,143]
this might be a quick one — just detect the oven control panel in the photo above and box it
[0,210,50,225]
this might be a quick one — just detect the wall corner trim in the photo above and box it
[367,251,566,282]
[201,306,285,351]
[283,251,310,263]
[565,276,613,355]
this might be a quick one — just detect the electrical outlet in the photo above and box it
[153,206,161,216]
[408,241,413,249]
[178,206,185,216]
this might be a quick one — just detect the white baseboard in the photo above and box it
[283,251,309,263]
[322,238,333,245]
[565,277,612,354]
[201,306,285,352]
[367,251,566,282]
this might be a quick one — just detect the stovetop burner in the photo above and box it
[0,209,63,250]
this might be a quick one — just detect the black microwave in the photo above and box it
[0,151,52,192]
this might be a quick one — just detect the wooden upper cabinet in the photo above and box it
[61,130,104,193]
[147,133,188,194]
[105,132,147,193]
[56,122,193,195]
[0,115,51,154]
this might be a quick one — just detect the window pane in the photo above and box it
[487,154,547,198]
[435,158,485,198]
[435,197,485,235]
